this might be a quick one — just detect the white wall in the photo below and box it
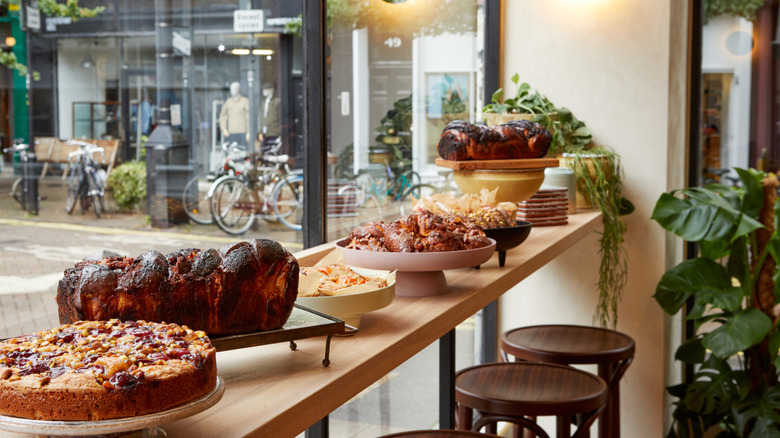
[57,40,115,139]
[499,1,687,436]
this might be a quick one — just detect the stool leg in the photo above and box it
[456,404,473,430]
[556,415,572,438]
[598,363,619,438]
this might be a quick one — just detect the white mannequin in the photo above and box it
[219,81,250,143]
[260,85,279,138]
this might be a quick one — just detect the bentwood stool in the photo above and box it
[379,430,501,437]
[454,362,608,438]
[500,325,635,438]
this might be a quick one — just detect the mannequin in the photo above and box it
[259,84,280,151]
[219,81,250,145]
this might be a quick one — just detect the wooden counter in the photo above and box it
[0,211,601,438]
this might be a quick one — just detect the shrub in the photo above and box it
[107,161,146,210]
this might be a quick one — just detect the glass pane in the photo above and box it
[324,1,483,434]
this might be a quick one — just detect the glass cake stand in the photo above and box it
[337,238,496,297]
[0,377,224,438]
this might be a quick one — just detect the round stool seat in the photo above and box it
[500,325,635,438]
[379,430,501,437]
[501,325,635,365]
[456,362,607,418]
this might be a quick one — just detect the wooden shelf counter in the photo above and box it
[0,211,601,438]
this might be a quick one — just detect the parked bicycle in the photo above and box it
[65,139,107,217]
[208,141,303,234]
[181,141,249,225]
[401,169,460,201]
[3,141,32,211]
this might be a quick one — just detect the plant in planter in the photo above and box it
[106,161,147,211]
[483,76,633,327]
[566,147,632,329]
[652,168,780,437]
[482,74,559,148]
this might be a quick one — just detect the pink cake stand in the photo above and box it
[337,238,496,297]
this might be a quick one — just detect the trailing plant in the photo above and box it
[106,161,146,211]
[567,147,632,329]
[704,0,775,23]
[652,168,780,437]
[1,0,104,76]
[484,75,631,327]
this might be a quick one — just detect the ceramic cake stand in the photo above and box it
[337,238,496,297]
[0,377,224,438]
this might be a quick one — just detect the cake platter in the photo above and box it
[0,377,225,437]
[336,238,496,297]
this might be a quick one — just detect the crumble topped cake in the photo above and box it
[0,319,217,421]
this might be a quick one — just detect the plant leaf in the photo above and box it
[701,309,772,359]
[652,188,762,243]
[675,337,706,364]
[735,167,765,218]
[654,258,732,315]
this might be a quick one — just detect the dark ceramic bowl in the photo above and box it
[482,222,533,267]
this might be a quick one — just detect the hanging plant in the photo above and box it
[567,147,632,329]
[704,0,775,23]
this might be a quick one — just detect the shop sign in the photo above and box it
[234,9,264,33]
[171,104,182,127]
[173,29,191,57]
[26,6,40,31]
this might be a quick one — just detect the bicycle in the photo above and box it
[3,141,32,211]
[331,171,386,236]
[65,140,107,217]
[182,141,249,225]
[208,142,303,234]
[401,169,460,203]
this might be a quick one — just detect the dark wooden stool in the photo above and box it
[379,430,501,437]
[454,362,608,438]
[500,325,635,438]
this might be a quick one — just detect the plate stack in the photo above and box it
[516,187,569,226]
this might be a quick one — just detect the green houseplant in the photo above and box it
[652,168,780,437]
[106,161,147,211]
[483,75,632,328]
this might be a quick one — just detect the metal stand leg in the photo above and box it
[306,417,328,438]
[440,328,456,429]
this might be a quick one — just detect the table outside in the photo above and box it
[0,211,601,438]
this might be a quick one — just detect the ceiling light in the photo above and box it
[217,44,225,52]
[231,48,250,55]
[252,49,274,55]
[81,54,94,69]
[266,55,272,61]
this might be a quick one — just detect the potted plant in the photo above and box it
[482,74,560,149]
[652,168,780,436]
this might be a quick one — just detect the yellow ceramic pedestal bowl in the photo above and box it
[452,168,546,203]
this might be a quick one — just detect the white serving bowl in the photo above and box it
[296,274,395,328]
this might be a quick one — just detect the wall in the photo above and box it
[499,1,687,436]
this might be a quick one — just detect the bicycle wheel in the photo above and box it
[182,175,214,225]
[402,183,436,202]
[65,168,81,214]
[358,193,384,223]
[272,174,303,231]
[10,177,25,211]
[210,176,255,235]
[89,172,102,218]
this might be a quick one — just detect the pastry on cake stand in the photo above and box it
[337,238,496,297]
